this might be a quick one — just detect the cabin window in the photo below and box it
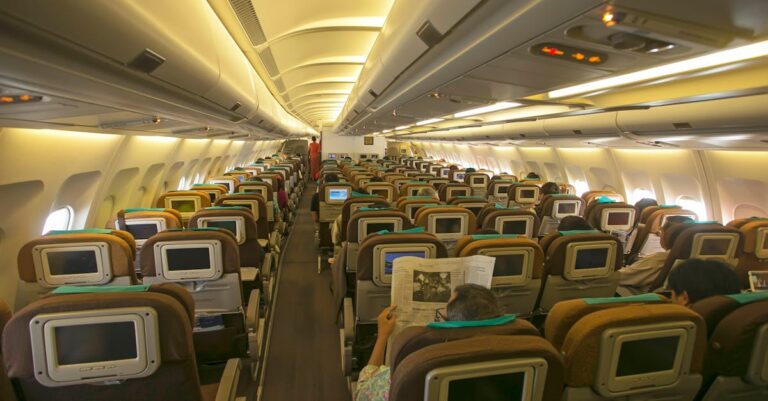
[42,206,73,234]
[178,176,187,190]
[193,173,202,185]
[630,188,656,204]
[571,179,590,197]
[733,203,768,220]
[676,195,707,220]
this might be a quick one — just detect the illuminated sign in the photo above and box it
[531,43,606,66]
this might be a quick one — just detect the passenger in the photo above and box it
[311,173,339,222]
[667,259,741,307]
[465,167,476,173]
[355,284,503,401]
[557,216,593,231]
[540,182,559,196]
[416,187,439,200]
[309,136,321,180]
[525,172,541,180]
[276,179,288,210]
[618,216,693,292]
[634,198,659,217]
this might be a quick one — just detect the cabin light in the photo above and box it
[548,39,768,99]
[395,124,412,130]
[416,118,444,126]
[382,129,392,133]
[706,134,752,141]
[0,94,44,104]
[601,11,625,27]
[453,102,522,118]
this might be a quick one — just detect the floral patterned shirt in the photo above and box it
[354,365,391,401]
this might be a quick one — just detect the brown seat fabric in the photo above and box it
[356,233,448,281]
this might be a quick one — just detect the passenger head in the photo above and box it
[475,229,500,235]
[635,198,659,216]
[446,284,502,321]
[541,182,560,196]
[369,176,384,183]
[323,173,339,183]
[311,136,317,142]
[465,167,476,173]
[660,216,695,249]
[525,172,541,180]
[558,216,593,231]
[416,187,439,199]
[668,259,741,306]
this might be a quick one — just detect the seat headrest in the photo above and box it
[188,207,258,239]
[414,206,477,229]
[139,229,240,277]
[346,210,412,243]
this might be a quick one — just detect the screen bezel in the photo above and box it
[424,358,547,401]
[155,240,223,281]
[209,179,235,193]
[553,200,581,220]
[429,213,468,240]
[756,227,768,259]
[118,217,165,247]
[165,196,201,218]
[494,216,534,238]
[359,218,403,241]
[440,168,451,178]
[563,240,617,280]
[220,199,259,220]
[367,186,392,201]
[373,243,435,286]
[33,243,112,287]
[325,186,350,204]
[691,233,739,260]
[478,247,534,287]
[198,216,245,244]
[447,188,469,199]
[29,307,160,387]
[600,208,636,232]
[453,172,466,183]
[238,185,268,198]
[494,185,511,197]
[515,187,539,204]
[470,176,487,187]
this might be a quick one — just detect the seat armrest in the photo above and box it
[246,289,260,332]
[343,297,354,341]
[262,252,274,277]
[240,267,259,282]
[214,358,242,401]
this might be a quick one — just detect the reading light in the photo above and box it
[548,39,768,99]
[453,102,522,118]
[416,118,444,126]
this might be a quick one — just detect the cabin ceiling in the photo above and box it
[218,0,395,130]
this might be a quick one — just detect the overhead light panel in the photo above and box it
[548,39,768,99]
[382,129,392,133]
[416,118,444,126]
[395,124,413,130]
[453,102,522,118]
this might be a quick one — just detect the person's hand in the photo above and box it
[377,305,398,340]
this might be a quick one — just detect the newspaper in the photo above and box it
[390,255,495,332]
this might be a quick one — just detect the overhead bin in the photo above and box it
[616,94,768,134]
[542,112,620,137]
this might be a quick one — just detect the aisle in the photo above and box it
[259,183,351,401]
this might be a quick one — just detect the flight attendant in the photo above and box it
[309,136,321,180]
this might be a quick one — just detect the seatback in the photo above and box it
[107,208,183,247]
[438,183,471,201]
[397,197,444,222]
[650,223,742,290]
[464,173,490,197]
[140,229,243,312]
[400,182,434,198]
[155,190,211,224]
[507,183,540,207]
[234,181,275,222]
[456,235,544,315]
[448,169,467,183]
[389,318,540,372]
[691,294,768,401]
[0,299,15,401]
[16,230,138,308]
[546,298,705,401]
[487,180,516,204]
[345,209,413,272]
[390,335,565,401]
[448,197,489,217]
[356,232,448,322]
[726,218,768,288]
[364,182,397,202]
[480,208,540,238]
[339,195,388,241]
[629,206,698,260]
[584,201,636,233]
[537,231,622,311]
[190,183,229,204]
[214,193,270,237]
[208,175,239,193]
[225,171,251,182]
[415,207,477,254]
[188,207,261,269]
[582,190,624,205]
[2,287,206,401]
[537,194,584,236]
[318,182,354,222]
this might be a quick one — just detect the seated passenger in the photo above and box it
[311,173,339,222]
[465,167,476,173]
[525,172,541,180]
[668,259,741,307]
[618,216,693,292]
[634,197,658,217]
[416,187,439,200]
[557,215,593,231]
[355,284,503,401]
[276,179,288,210]
[535,182,560,214]
[474,228,500,235]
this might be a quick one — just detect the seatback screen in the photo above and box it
[700,238,731,256]
[455,173,465,181]
[47,250,98,276]
[451,189,468,198]
[472,177,485,185]
[496,185,509,195]
[170,199,196,213]
[166,247,211,271]
[371,189,389,198]
[575,248,608,269]
[383,251,426,274]
[493,254,525,277]
[125,223,159,240]
[502,220,527,235]
[55,322,138,365]
[206,220,237,236]
[366,223,395,236]
[607,212,630,226]
[448,371,524,401]
[616,336,679,377]
[435,218,462,234]
[519,189,535,200]
[557,202,577,215]
[328,188,349,201]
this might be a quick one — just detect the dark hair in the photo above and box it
[369,201,391,209]
[634,198,658,215]
[323,173,339,183]
[668,259,741,304]
[475,229,500,235]
[311,136,317,142]
[465,167,476,173]
[369,176,384,183]
[447,284,502,321]
[662,215,695,231]
[558,216,593,231]
[526,172,541,180]
[541,182,560,196]
[355,188,369,194]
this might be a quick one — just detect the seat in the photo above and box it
[396,197,445,222]
[455,235,544,316]
[140,229,260,363]
[507,183,540,208]
[214,193,270,239]
[190,184,230,204]
[691,293,768,400]
[234,181,278,225]
[389,335,565,401]
[447,196,489,217]
[537,230,622,311]
[726,218,768,288]
[536,194,585,236]
[400,182,434,198]
[1,286,242,401]
[448,169,467,183]
[15,229,138,309]
[478,207,540,238]
[437,183,471,201]
[628,206,698,262]
[224,170,251,182]
[364,182,397,202]
[339,194,389,243]
[584,201,637,251]
[345,209,412,275]
[317,182,355,248]
[108,208,183,246]
[582,190,624,205]
[487,179,516,204]
[463,172,490,197]
[208,175,240,194]
[0,299,16,401]
[414,206,477,255]
[546,298,705,401]
[155,190,212,225]
[648,222,742,291]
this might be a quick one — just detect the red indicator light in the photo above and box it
[541,46,564,56]
[0,97,13,103]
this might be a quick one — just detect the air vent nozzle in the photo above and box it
[128,49,165,73]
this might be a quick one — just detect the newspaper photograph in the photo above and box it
[390,255,495,332]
